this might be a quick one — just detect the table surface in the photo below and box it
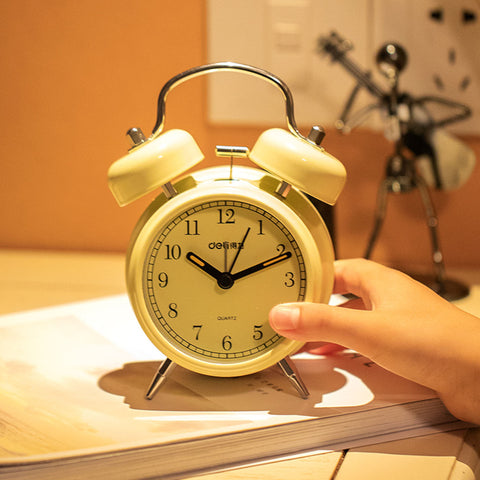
[1,249,479,480]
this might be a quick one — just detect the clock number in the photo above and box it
[276,244,286,254]
[217,208,235,224]
[253,324,263,341]
[257,220,265,235]
[165,244,181,260]
[168,303,178,318]
[158,272,169,288]
[185,220,199,236]
[192,325,202,340]
[222,335,233,350]
[284,272,295,287]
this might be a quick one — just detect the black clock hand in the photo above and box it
[186,252,223,281]
[228,227,251,274]
[232,251,292,281]
[186,252,235,290]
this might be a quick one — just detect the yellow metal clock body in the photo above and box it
[126,165,334,377]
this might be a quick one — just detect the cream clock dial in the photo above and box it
[146,200,303,364]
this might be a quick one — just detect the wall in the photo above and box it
[0,0,208,251]
[1,1,479,271]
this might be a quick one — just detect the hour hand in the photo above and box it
[232,251,292,281]
[186,252,223,281]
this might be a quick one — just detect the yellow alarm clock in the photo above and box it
[108,62,346,399]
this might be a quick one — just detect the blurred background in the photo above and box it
[1,0,479,271]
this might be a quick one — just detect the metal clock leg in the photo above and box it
[145,357,176,400]
[278,356,310,399]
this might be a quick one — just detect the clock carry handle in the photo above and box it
[151,62,304,140]
[108,62,346,207]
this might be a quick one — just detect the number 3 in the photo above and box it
[284,272,295,287]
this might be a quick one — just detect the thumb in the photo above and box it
[269,302,382,354]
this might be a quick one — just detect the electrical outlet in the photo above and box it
[372,0,480,134]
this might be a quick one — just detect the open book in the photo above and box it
[0,295,465,479]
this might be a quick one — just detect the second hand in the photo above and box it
[224,241,228,272]
[228,227,251,274]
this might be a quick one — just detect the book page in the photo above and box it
[0,295,439,460]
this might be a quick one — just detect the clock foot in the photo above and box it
[278,357,309,399]
[145,358,176,400]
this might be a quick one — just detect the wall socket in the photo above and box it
[207,0,480,134]
[373,0,480,134]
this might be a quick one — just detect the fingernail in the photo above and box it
[270,305,300,330]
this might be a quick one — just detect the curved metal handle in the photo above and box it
[151,61,312,143]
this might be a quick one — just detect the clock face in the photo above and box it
[141,198,307,372]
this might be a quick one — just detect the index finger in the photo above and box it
[333,258,404,310]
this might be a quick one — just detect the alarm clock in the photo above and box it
[108,62,346,399]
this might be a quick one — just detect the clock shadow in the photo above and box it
[98,359,348,417]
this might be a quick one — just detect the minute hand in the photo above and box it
[231,251,292,281]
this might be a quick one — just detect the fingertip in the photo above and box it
[269,304,300,332]
[272,299,381,357]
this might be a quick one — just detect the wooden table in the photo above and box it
[1,249,479,479]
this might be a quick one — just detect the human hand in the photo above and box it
[269,258,480,424]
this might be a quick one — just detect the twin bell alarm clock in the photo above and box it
[108,62,346,399]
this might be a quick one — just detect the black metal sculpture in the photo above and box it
[318,31,474,300]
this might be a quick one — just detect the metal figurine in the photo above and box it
[318,32,473,300]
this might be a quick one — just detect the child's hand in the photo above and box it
[269,258,480,424]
